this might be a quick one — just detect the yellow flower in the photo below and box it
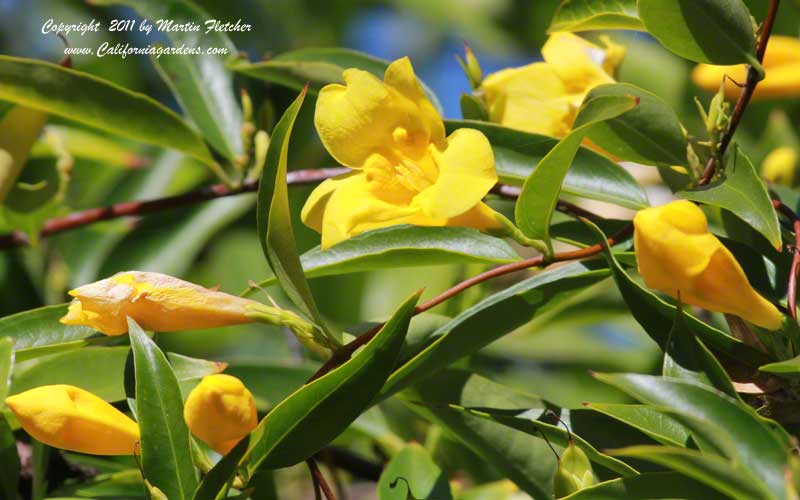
[634,200,783,330]
[60,271,261,336]
[5,385,140,455]
[693,36,800,100]
[183,374,257,455]
[762,146,798,186]
[301,57,501,249]
[480,33,625,137]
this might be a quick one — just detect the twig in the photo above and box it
[307,458,337,500]
[698,0,781,185]
[773,199,800,318]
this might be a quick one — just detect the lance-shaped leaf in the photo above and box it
[0,414,18,500]
[679,147,781,249]
[242,291,418,472]
[0,56,220,173]
[515,94,637,250]
[549,0,644,32]
[92,0,243,163]
[193,437,249,500]
[638,0,760,67]
[0,304,94,352]
[256,88,337,345]
[585,403,692,447]
[129,319,198,500]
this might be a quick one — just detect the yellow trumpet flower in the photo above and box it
[301,57,502,249]
[762,146,798,186]
[183,374,257,455]
[5,385,140,455]
[480,32,625,138]
[634,200,783,330]
[693,36,800,100]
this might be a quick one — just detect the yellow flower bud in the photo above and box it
[693,36,800,100]
[762,146,798,186]
[634,200,783,330]
[59,271,263,336]
[480,32,625,138]
[5,385,140,455]
[301,56,502,249]
[183,374,257,455]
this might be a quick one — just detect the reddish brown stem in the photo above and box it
[774,200,800,318]
[698,0,781,185]
[306,458,336,500]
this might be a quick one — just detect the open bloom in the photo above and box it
[693,36,800,100]
[60,271,262,336]
[5,385,140,455]
[762,146,798,186]
[301,57,501,249]
[634,200,783,330]
[480,33,625,137]
[183,374,257,455]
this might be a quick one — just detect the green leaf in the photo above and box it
[460,94,488,121]
[231,48,442,113]
[379,261,610,400]
[378,443,453,500]
[48,469,143,499]
[0,56,219,171]
[30,125,148,169]
[679,147,781,249]
[609,446,770,500]
[585,403,691,447]
[245,225,519,293]
[410,370,556,499]
[0,414,18,500]
[638,0,759,66]
[92,0,243,162]
[582,83,688,166]
[0,337,12,402]
[0,304,94,352]
[597,373,790,499]
[760,354,800,374]
[515,94,637,248]
[583,219,770,366]
[451,406,637,477]
[129,318,198,500]
[663,302,740,400]
[257,88,336,346]
[11,346,225,403]
[0,105,48,203]
[243,291,418,472]
[444,120,649,210]
[562,471,733,500]
[549,0,644,32]
[193,437,249,500]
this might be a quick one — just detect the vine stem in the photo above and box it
[306,458,337,500]
[774,199,800,318]
[698,0,781,185]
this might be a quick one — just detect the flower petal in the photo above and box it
[542,33,615,94]
[413,128,497,219]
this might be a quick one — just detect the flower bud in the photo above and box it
[554,440,595,498]
[5,385,140,455]
[183,374,257,455]
[457,44,483,89]
[762,146,798,186]
[634,200,783,330]
[60,271,268,336]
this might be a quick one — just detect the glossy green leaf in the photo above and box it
[638,0,759,66]
[48,469,143,499]
[597,374,790,499]
[549,0,644,32]
[257,88,336,345]
[0,304,94,352]
[0,414,17,499]
[129,318,198,500]
[245,225,519,294]
[444,120,649,210]
[451,406,637,477]
[563,471,731,500]
[410,370,556,499]
[515,95,637,248]
[584,219,770,366]
[583,83,688,166]
[92,0,243,162]
[193,437,249,500]
[663,302,739,400]
[378,443,453,500]
[0,105,48,203]
[0,56,218,171]
[585,403,691,447]
[609,446,769,500]
[760,354,800,374]
[0,337,12,402]
[243,291,418,472]
[679,147,781,249]
[379,261,610,399]
[231,48,442,113]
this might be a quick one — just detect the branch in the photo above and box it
[698,0,781,185]
[307,458,337,500]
